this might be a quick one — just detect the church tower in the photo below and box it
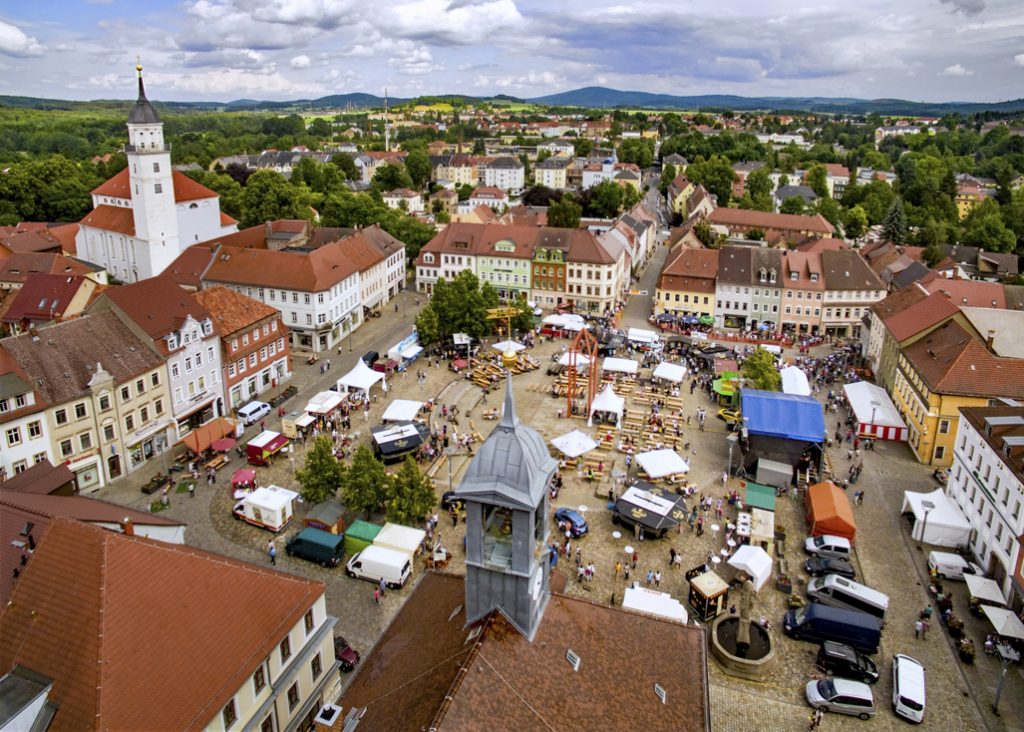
[455,377,557,641]
[125,64,179,280]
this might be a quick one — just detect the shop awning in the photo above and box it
[981,605,1024,640]
[177,417,237,454]
[382,399,423,423]
[965,575,1007,606]
[627,327,658,344]
[304,390,345,415]
[401,344,424,360]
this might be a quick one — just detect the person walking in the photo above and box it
[188,482,195,498]
[268,540,276,566]
[631,550,638,570]
[914,619,923,639]
[379,577,387,598]
[374,587,381,606]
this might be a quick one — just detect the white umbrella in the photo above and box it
[965,575,1006,606]
[981,605,1024,640]
[551,429,598,459]
[728,545,773,592]
[492,339,525,353]
[635,448,690,478]
[558,352,591,368]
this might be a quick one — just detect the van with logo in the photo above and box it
[807,574,890,623]
[892,654,926,723]
[927,551,984,581]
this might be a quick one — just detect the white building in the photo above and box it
[76,67,236,283]
[381,188,425,214]
[537,140,575,157]
[0,351,52,481]
[482,157,525,191]
[467,186,509,211]
[947,407,1024,606]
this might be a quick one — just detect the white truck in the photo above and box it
[232,485,299,532]
[928,551,984,581]
[346,545,412,589]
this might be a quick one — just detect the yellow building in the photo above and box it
[654,247,719,318]
[955,183,984,219]
[890,320,1024,466]
[666,174,695,216]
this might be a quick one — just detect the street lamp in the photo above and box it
[347,315,353,352]
[918,499,935,549]
[446,446,456,494]
[993,642,1020,714]
[869,400,880,439]
[726,433,738,478]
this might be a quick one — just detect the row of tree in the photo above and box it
[413,270,534,347]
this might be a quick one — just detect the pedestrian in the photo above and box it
[722,470,728,488]
[624,563,631,582]
[268,540,276,566]
[697,514,704,537]
[654,570,662,588]
[577,565,586,583]
[379,577,386,598]
[161,485,170,508]
[188,482,195,498]
[914,619,923,639]
[374,587,381,605]
[614,560,622,576]
[921,620,930,639]
[631,550,638,569]
[645,569,654,586]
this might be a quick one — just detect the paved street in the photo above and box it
[90,263,1023,730]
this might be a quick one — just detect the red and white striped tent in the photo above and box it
[843,382,908,441]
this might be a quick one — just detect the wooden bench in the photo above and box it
[204,455,228,471]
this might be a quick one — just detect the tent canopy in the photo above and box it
[652,361,686,383]
[965,575,1007,606]
[843,381,907,439]
[622,587,688,624]
[492,339,525,353]
[304,390,344,415]
[338,358,385,393]
[602,357,638,374]
[381,399,423,423]
[558,352,591,368]
[741,390,825,443]
[177,417,237,454]
[981,605,1024,640]
[806,481,857,543]
[374,522,426,558]
[728,545,772,592]
[551,429,598,459]
[589,383,625,426]
[780,366,811,396]
[635,449,690,478]
[901,489,971,547]
[627,327,658,344]
[744,482,777,512]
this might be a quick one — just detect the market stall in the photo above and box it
[981,605,1024,641]
[230,468,257,500]
[901,489,972,547]
[344,520,382,557]
[551,429,599,459]
[749,508,776,556]
[601,357,639,375]
[613,484,688,536]
[281,411,316,439]
[686,567,730,621]
[304,390,345,417]
[627,327,659,346]
[177,416,239,455]
[728,545,772,592]
[371,422,429,463]
[558,352,591,370]
[381,399,424,423]
[337,358,385,397]
[374,522,427,560]
[492,339,526,353]
[843,381,908,441]
[622,586,688,624]
[245,430,290,467]
[652,361,686,383]
[635,448,690,479]
[744,482,777,512]
[965,574,1007,609]
[387,331,423,372]
[805,481,857,543]
[780,366,811,396]
[303,500,346,535]
[589,383,625,427]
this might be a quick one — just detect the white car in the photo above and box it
[806,678,875,720]
[237,400,270,425]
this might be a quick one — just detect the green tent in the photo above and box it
[744,482,777,512]
[344,520,382,556]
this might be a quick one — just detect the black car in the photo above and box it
[334,636,360,672]
[816,641,879,684]
[804,557,856,579]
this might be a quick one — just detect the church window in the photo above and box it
[154,183,163,194]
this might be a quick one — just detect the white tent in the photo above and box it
[965,575,1007,606]
[551,429,598,459]
[622,586,688,624]
[602,357,638,375]
[981,605,1024,640]
[627,327,658,344]
[652,361,686,383]
[901,489,972,547]
[381,399,423,423]
[304,390,345,415]
[374,522,427,560]
[635,448,690,479]
[492,339,525,353]
[337,358,385,394]
[558,352,591,369]
[844,381,908,441]
[589,383,625,427]
[780,366,811,396]
[728,545,773,592]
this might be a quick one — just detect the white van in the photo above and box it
[346,545,412,589]
[804,535,853,560]
[238,400,270,425]
[807,574,889,623]
[927,551,984,581]
[892,654,926,723]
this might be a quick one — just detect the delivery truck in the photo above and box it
[232,485,299,532]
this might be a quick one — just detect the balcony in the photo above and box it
[124,143,172,153]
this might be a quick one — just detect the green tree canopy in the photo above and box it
[806,164,829,198]
[744,167,774,211]
[779,196,806,215]
[404,149,432,189]
[960,199,1017,252]
[384,456,438,525]
[660,163,676,194]
[741,347,782,391]
[548,195,582,228]
[686,155,736,206]
[841,205,869,240]
[340,446,390,519]
[881,197,908,244]
[372,162,414,191]
[239,169,315,228]
[295,435,345,504]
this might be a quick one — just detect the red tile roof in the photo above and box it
[80,204,136,236]
[902,320,1024,398]
[0,518,324,731]
[1,273,91,324]
[0,228,64,254]
[0,252,99,285]
[709,208,834,235]
[922,278,1006,309]
[192,285,279,337]
[203,239,359,291]
[99,274,216,345]
[658,247,719,292]
[883,290,960,342]
[162,243,217,289]
[91,168,218,202]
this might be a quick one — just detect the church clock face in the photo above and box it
[531,565,543,600]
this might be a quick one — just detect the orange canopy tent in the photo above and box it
[177,417,238,454]
[805,481,857,544]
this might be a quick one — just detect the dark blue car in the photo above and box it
[554,507,588,537]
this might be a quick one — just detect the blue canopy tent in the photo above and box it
[739,390,826,482]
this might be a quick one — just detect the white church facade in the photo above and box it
[76,67,237,283]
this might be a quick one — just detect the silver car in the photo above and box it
[806,678,876,720]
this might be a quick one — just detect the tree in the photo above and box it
[779,196,806,215]
[404,149,431,189]
[295,436,345,504]
[741,347,782,391]
[694,218,717,248]
[686,155,736,206]
[583,180,624,218]
[745,167,774,211]
[384,456,437,525]
[881,198,908,244]
[548,195,581,228]
[660,163,676,194]
[414,301,441,345]
[573,138,593,157]
[960,200,1017,252]
[239,169,315,227]
[372,162,413,191]
[746,228,765,241]
[339,446,390,518]
[521,185,561,206]
[814,197,842,228]
[806,164,829,198]
[841,205,869,240]
[617,138,654,168]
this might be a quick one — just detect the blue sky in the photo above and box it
[0,0,1021,102]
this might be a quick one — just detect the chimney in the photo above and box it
[264,221,272,240]
[121,517,134,536]
[987,330,996,350]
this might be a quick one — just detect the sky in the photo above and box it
[0,0,1021,103]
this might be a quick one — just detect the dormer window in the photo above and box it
[790,272,799,281]
[759,268,767,283]
[167,335,177,350]
[810,273,819,283]
[203,320,213,335]
[424,253,434,264]
[769,269,777,284]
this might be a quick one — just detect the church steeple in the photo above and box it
[128,62,161,126]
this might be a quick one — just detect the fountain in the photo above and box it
[710,577,777,681]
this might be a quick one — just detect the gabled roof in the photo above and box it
[902,320,1024,398]
[416,223,614,266]
[191,285,278,337]
[883,290,960,342]
[716,246,752,284]
[99,274,215,344]
[202,239,359,292]
[0,228,64,254]
[820,249,884,291]
[709,208,834,235]
[0,459,74,496]
[1,274,90,324]
[870,283,928,322]
[922,278,1006,309]
[0,346,46,418]
[0,518,323,731]
[91,169,217,203]
[659,248,719,293]
[0,253,98,285]
[162,243,217,289]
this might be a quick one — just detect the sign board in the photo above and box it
[486,307,520,319]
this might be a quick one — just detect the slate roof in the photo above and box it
[1,311,164,405]
[1,274,90,324]
[716,246,752,284]
[0,518,324,731]
[820,250,884,291]
[902,320,1024,398]
[337,572,710,732]
[127,73,160,124]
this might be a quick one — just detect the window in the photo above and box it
[80,432,92,450]
[260,717,273,732]
[304,609,315,633]
[195,352,202,367]
[0,399,6,413]
[938,420,950,434]
[304,294,311,304]
[125,414,135,431]
[6,427,22,446]
[280,636,291,663]
[75,402,87,419]
[153,162,160,173]
[222,700,237,729]
[311,652,322,680]
[60,439,73,457]
[136,379,145,394]
[33,453,47,464]
[154,183,163,194]
[287,682,299,710]
[99,394,111,411]
[15,394,26,408]
[26,420,42,439]
[13,460,27,475]
[249,353,257,367]
[103,424,115,442]
[242,333,249,346]
[228,364,237,377]
[184,357,193,372]
[55,408,67,425]
[252,665,266,693]
[171,363,180,379]
[790,272,798,281]
[140,406,149,423]
[155,399,163,415]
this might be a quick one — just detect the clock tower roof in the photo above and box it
[127,65,161,125]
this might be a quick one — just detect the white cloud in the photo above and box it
[474,70,565,90]
[0,19,45,57]
[389,42,442,75]
[941,63,973,76]
[290,54,311,68]
[384,0,524,45]
[938,0,986,16]
[1015,53,1024,66]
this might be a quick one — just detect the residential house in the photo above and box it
[685,185,716,220]
[534,156,571,189]
[731,161,765,198]
[0,252,106,292]
[948,407,1024,606]
[381,188,425,214]
[530,239,569,308]
[192,286,291,410]
[467,186,509,212]
[352,151,408,184]
[955,181,989,219]
[0,274,98,336]
[709,208,834,245]
[482,156,525,191]
[0,348,52,482]
[666,174,695,217]
[822,163,851,199]
[922,277,1007,309]
[90,276,225,438]
[860,284,931,380]
[429,188,458,216]
[1,311,172,490]
[0,517,339,732]
[938,245,1020,282]
[655,247,719,318]
[713,246,752,330]
[537,139,575,157]
[819,250,886,338]
[662,153,688,171]
[779,251,825,336]
[614,166,642,192]
[773,184,817,212]
[749,247,784,330]
[446,154,481,187]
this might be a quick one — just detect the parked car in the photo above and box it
[717,408,741,425]
[817,641,879,684]
[237,400,270,426]
[805,678,876,720]
[804,534,853,560]
[804,557,857,580]
[334,636,360,672]
[554,507,588,537]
